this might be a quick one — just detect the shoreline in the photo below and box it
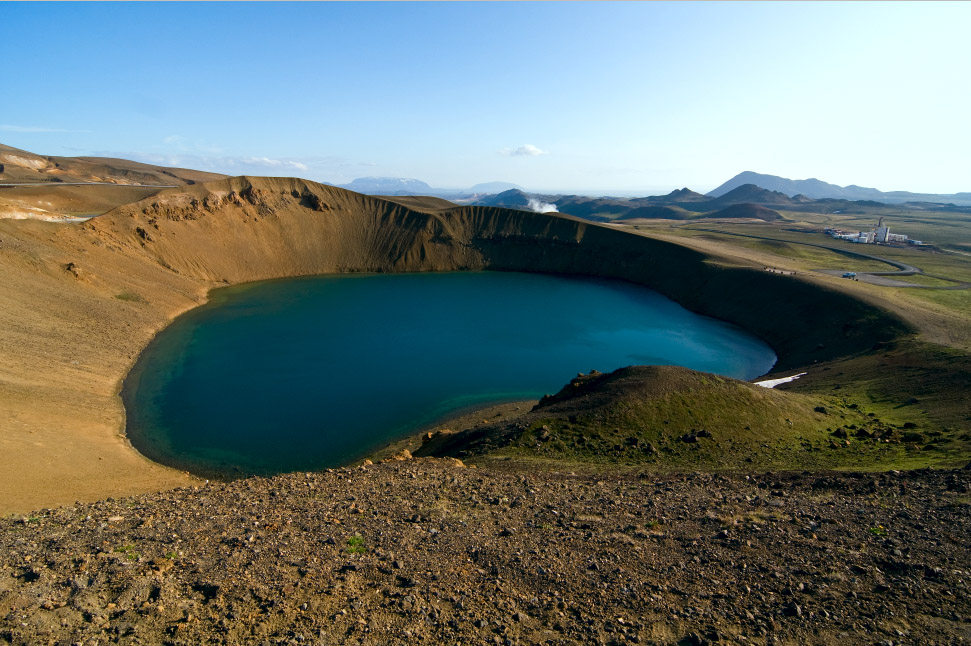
[0,176,921,514]
[114,273,544,482]
[116,269,775,482]
[364,398,539,465]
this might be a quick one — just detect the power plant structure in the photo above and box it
[825,217,923,246]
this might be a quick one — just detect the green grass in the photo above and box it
[781,339,971,469]
[900,286,971,316]
[672,227,901,272]
[453,365,964,474]
[887,274,961,287]
[346,535,367,554]
[114,291,148,304]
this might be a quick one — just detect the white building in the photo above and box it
[827,219,916,245]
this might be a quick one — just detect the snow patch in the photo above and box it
[754,372,807,389]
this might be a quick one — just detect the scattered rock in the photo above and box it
[0,463,967,645]
[64,262,83,279]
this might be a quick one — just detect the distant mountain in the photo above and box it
[475,190,620,219]
[474,189,537,208]
[705,203,783,221]
[635,188,710,204]
[616,206,692,221]
[708,172,855,200]
[469,181,522,193]
[335,178,524,199]
[709,171,971,206]
[339,177,432,195]
[470,185,788,222]
[706,184,795,208]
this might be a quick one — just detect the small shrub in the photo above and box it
[346,535,367,554]
[115,291,148,304]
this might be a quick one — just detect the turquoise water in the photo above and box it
[123,271,776,477]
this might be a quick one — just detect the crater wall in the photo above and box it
[0,176,912,512]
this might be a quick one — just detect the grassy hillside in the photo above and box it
[417,365,963,472]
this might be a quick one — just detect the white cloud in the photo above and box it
[116,152,310,174]
[0,124,89,133]
[239,157,309,171]
[499,144,548,157]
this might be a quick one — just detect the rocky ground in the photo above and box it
[1,459,969,646]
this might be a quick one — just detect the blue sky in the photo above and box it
[2,2,969,194]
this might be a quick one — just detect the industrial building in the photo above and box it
[825,217,923,246]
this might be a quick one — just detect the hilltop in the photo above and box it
[474,186,794,222]
[418,365,910,472]
[338,177,433,195]
[331,178,522,199]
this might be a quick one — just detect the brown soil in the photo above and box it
[0,185,164,220]
[0,143,228,222]
[1,460,968,645]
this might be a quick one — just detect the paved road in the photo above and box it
[685,226,969,290]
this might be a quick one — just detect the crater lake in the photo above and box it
[123,271,776,477]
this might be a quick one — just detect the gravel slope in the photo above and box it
[2,459,969,645]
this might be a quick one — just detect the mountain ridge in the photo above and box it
[0,143,226,186]
[709,170,971,205]
[473,185,794,221]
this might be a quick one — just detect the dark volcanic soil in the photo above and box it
[2,459,969,646]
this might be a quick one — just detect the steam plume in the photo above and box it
[527,198,558,214]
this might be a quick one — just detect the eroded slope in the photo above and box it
[0,176,918,512]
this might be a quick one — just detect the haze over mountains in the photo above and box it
[332,177,522,198]
[709,171,971,206]
[3,143,970,223]
[472,187,790,221]
[335,171,971,209]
